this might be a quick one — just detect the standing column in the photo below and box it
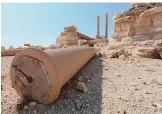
[105,13,108,38]
[97,16,100,38]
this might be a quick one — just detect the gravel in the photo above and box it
[1,56,162,114]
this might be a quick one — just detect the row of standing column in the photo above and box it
[97,13,108,38]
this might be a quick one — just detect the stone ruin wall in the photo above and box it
[112,4,162,42]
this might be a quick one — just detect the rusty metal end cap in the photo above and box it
[10,48,61,104]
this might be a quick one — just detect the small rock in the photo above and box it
[119,54,126,61]
[34,109,37,114]
[152,103,157,108]
[78,76,83,81]
[75,100,82,110]
[72,107,75,111]
[87,80,92,83]
[16,98,25,110]
[24,105,29,110]
[29,102,37,107]
[134,88,139,90]
[138,77,142,79]
[104,67,109,70]
[116,73,121,77]
[8,105,12,109]
[16,98,25,105]
[145,92,152,94]
[127,59,133,64]
[76,82,88,93]
[143,82,147,85]
[86,103,91,107]
[145,69,156,72]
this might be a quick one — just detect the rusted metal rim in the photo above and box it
[10,48,61,104]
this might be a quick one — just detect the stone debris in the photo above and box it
[76,82,88,93]
[104,67,109,70]
[16,98,26,110]
[64,25,77,32]
[102,47,131,59]
[29,102,37,107]
[34,109,37,114]
[87,79,92,83]
[56,25,108,49]
[77,39,88,46]
[132,47,161,59]
[119,54,126,61]
[78,76,83,81]
[75,100,83,110]
[24,105,29,110]
[115,73,121,77]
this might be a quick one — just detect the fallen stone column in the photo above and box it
[1,49,23,57]
[10,47,96,104]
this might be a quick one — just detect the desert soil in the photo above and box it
[1,56,162,114]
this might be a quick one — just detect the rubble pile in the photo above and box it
[56,25,80,47]
[102,39,162,60]
[56,25,108,49]
[132,47,161,59]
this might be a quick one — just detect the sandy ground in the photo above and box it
[1,56,162,114]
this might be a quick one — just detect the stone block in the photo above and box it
[139,6,162,18]
[132,35,152,41]
[153,33,162,40]
[136,27,152,35]
[153,13,162,26]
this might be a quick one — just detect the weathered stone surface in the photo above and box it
[153,13,162,26]
[133,40,154,47]
[132,47,161,59]
[136,27,152,35]
[77,40,88,46]
[112,3,162,41]
[114,16,130,24]
[152,27,162,33]
[132,35,152,41]
[76,82,88,93]
[56,35,80,44]
[64,25,77,32]
[121,37,134,44]
[153,33,162,40]
[104,50,120,58]
[139,6,162,18]
[56,26,95,47]
[137,17,152,28]
[154,39,162,47]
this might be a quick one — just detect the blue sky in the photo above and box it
[1,3,131,48]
